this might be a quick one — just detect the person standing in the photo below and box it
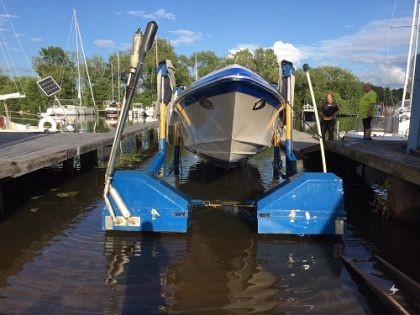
[358,83,377,140]
[320,93,339,141]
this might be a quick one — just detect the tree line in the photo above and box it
[0,38,404,115]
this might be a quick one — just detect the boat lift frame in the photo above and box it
[102,22,345,235]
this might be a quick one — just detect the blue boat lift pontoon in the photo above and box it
[102,22,345,235]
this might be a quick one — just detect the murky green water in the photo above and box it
[0,128,419,314]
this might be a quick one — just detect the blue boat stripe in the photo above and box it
[177,79,281,109]
[192,66,272,90]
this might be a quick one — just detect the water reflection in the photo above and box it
[104,232,186,314]
[100,206,368,314]
[175,161,266,202]
[0,127,415,314]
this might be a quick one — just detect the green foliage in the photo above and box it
[225,49,257,71]
[3,39,404,116]
[225,48,279,83]
[254,48,279,84]
[294,66,363,115]
[33,46,75,100]
[189,51,222,79]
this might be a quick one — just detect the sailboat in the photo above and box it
[41,9,96,117]
[343,0,418,141]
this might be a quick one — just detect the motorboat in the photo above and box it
[104,101,121,118]
[342,101,410,141]
[39,10,97,118]
[172,64,284,167]
[102,23,345,235]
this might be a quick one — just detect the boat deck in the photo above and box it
[0,122,158,180]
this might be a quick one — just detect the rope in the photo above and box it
[0,28,23,92]
[0,0,36,78]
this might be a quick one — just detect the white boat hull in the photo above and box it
[173,65,283,166]
[176,91,280,164]
[42,105,95,117]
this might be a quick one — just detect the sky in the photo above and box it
[0,0,415,88]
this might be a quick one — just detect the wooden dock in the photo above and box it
[327,139,420,186]
[0,121,158,180]
[283,130,420,186]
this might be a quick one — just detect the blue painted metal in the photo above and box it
[189,65,276,91]
[146,151,165,175]
[177,65,281,109]
[285,139,297,177]
[102,170,190,232]
[157,62,169,76]
[257,172,345,235]
[281,61,296,77]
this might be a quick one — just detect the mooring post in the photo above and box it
[62,158,74,176]
[0,182,4,220]
[135,134,142,150]
[80,150,98,169]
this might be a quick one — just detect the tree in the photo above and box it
[294,66,362,115]
[254,48,279,84]
[189,51,222,79]
[32,46,75,100]
[177,54,193,86]
[225,49,257,71]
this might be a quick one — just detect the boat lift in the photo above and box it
[103,22,345,235]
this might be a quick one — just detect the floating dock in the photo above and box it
[287,131,420,221]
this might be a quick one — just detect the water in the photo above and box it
[0,130,419,314]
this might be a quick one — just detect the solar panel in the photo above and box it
[37,76,61,97]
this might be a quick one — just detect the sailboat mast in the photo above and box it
[74,9,82,106]
[111,62,114,100]
[117,51,121,102]
[155,35,158,69]
[402,0,419,104]
[74,9,97,110]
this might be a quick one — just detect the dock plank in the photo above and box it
[0,121,158,179]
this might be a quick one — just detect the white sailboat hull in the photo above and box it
[42,105,95,117]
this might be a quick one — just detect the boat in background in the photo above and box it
[172,64,284,167]
[104,100,121,118]
[302,104,315,122]
[40,10,96,118]
[0,114,60,132]
[42,99,96,117]
[343,100,410,141]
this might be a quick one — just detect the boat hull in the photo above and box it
[174,65,283,166]
[42,105,96,117]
